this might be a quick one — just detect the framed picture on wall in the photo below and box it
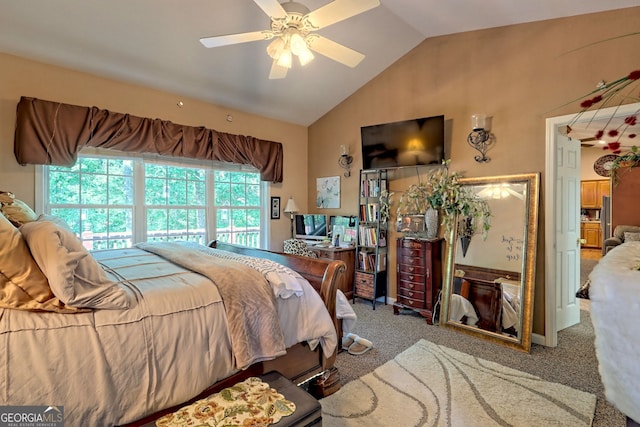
[270,196,280,220]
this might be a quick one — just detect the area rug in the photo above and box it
[320,339,596,426]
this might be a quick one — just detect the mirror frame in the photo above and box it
[440,173,540,352]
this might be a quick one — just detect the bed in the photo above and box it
[450,265,521,335]
[589,241,640,424]
[0,212,344,426]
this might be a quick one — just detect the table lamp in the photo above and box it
[283,197,300,239]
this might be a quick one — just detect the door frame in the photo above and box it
[545,102,640,347]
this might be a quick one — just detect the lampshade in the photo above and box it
[276,49,293,68]
[297,47,314,66]
[284,197,300,214]
[471,114,487,131]
[267,37,285,60]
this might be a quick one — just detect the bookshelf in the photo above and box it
[354,169,388,309]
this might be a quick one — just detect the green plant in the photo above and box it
[395,160,492,240]
[610,145,640,184]
[379,189,394,223]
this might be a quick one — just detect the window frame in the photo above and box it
[35,148,270,249]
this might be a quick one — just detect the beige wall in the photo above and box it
[581,147,611,180]
[308,7,640,335]
[2,7,638,336]
[0,53,308,251]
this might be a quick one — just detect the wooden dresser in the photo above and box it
[308,245,355,299]
[393,237,443,324]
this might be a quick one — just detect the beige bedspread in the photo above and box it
[1,244,336,426]
[137,242,286,369]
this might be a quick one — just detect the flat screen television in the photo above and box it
[360,115,445,170]
[294,214,328,241]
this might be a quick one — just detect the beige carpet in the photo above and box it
[321,339,596,426]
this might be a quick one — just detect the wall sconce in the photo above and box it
[283,197,300,239]
[467,114,493,163]
[338,144,353,177]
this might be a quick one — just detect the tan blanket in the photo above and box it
[137,242,286,369]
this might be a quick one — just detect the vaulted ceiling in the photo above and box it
[1,0,638,126]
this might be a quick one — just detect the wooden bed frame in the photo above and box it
[123,240,346,427]
[455,264,521,333]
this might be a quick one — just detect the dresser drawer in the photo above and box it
[398,263,427,275]
[397,295,425,309]
[397,247,426,259]
[398,279,425,292]
[398,239,426,250]
[398,271,426,285]
[398,287,425,302]
[354,271,374,299]
[398,256,426,268]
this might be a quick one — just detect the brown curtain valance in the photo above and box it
[14,97,283,182]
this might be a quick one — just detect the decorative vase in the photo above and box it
[424,207,439,239]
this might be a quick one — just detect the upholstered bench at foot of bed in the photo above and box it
[263,371,323,426]
[136,371,322,427]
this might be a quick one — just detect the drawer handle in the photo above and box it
[409,283,414,289]
[409,275,414,280]
[409,266,414,272]
[408,292,414,297]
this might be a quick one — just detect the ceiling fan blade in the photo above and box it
[199,31,271,48]
[268,60,288,79]
[253,0,287,19]
[307,35,365,68]
[305,0,380,29]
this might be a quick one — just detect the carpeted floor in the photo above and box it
[324,339,596,426]
[581,258,598,285]
[334,298,625,426]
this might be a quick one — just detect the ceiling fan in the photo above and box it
[199,0,380,79]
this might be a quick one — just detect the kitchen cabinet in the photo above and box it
[581,222,601,248]
[581,180,610,209]
[598,180,610,200]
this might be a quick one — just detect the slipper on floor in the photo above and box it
[348,336,373,355]
[342,332,358,350]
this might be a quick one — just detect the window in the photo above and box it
[39,152,265,249]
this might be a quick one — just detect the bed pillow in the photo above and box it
[0,211,79,312]
[21,215,133,310]
[0,191,38,226]
[624,232,640,242]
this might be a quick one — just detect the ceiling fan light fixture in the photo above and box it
[289,32,307,55]
[297,47,314,66]
[276,48,293,68]
[266,37,285,59]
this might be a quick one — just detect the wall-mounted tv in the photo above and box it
[360,115,445,170]
[294,214,328,241]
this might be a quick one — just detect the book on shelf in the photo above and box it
[357,250,387,272]
[360,178,387,198]
[359,203,379,222]
[358,225,387,247]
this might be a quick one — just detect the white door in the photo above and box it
[554,134,581,331]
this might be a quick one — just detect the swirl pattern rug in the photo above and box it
[321,339,596,426]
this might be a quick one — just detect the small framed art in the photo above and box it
[270,196,281,220]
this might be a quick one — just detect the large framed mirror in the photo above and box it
[440,173,540,352]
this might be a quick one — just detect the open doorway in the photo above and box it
[545,102,640,347]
